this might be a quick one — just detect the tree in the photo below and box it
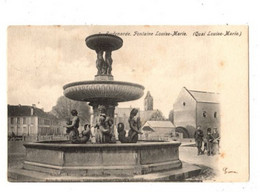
[168,109,174,123]
[150,110,165,121]
[51,96,91,125]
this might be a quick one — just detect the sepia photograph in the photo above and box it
[7,25,248,182]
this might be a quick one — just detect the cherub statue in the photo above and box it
[95,113,111,143]
[96,50,105,75]
[128,108,142,143]
[117,123,129,143]
[105,51,113,75]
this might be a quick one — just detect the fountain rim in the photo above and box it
[63,80,145,90]
[24,140,181,149]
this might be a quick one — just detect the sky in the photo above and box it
[7,25,246,117]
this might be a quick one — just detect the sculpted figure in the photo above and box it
[117,123,129,143]
[105,51,113,75]
[65,110,80,143]
[96,50,104,75]
[102,117,113,143]
[95,113,111,143]
[79,124,91,143]
[128,108,142,143]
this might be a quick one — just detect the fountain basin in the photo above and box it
[63,80,144,102]
[23,141,182,176]
[85,34,123,51]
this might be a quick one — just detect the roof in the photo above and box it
[8,105,55,119]
[185,87,220,103]
[143,121,175,128]
[145,91,153,99]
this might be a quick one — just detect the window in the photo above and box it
[11,118,14,124]
[44,119,50,125]
[214,112,217,118]
[183,102,186,106]
[17,117,20,124]
[203,111,207,118]
[23,117,26,124]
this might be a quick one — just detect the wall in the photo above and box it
[196,102,220,134]
[8,116,38,136]
[173,88,197,136]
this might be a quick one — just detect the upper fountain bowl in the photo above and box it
[63,80,144,103]
[85,34,123,51]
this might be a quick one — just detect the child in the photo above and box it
[117,123,129,143]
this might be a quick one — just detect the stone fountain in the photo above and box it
[8,34,201,182]
[63,34,144,129]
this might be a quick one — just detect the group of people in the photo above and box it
[65,108,143,144]
[194,126,220,156]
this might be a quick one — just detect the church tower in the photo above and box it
[144,91,153,111]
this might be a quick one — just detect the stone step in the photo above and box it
[8,162,201,182]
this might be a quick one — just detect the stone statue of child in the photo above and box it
[65,110,80,143]
[95,113,111,143]
[117,123,129,143]
[128,108,142,143]
[96,50,105,75]
[105,51,113,75]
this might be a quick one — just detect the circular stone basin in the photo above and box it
[23,141,182,177]
[63,80,144,102]
[85,34,123,51]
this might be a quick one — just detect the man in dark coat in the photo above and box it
[194,126,204,155]
[206,128,214,156]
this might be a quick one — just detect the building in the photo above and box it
[173,87,220,138]
[114,91,165,129]
[141,121,175,140]
[8,104,63,137]
[144,91,153,111]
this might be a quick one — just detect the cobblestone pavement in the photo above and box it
[179,145,219,181]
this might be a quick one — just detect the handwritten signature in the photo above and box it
[223,167,238,174]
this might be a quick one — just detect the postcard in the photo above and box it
[7,25,248,182]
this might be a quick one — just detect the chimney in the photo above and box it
[31,105,35,116]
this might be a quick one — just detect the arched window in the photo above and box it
[214,112,217,118]
[203,111,207,118]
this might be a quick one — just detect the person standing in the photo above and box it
[194,126,204,155]
[212,128,220,154]
[206,128,214,156]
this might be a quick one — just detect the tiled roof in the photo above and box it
[185,87,219,103]
[8,105,54,118]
